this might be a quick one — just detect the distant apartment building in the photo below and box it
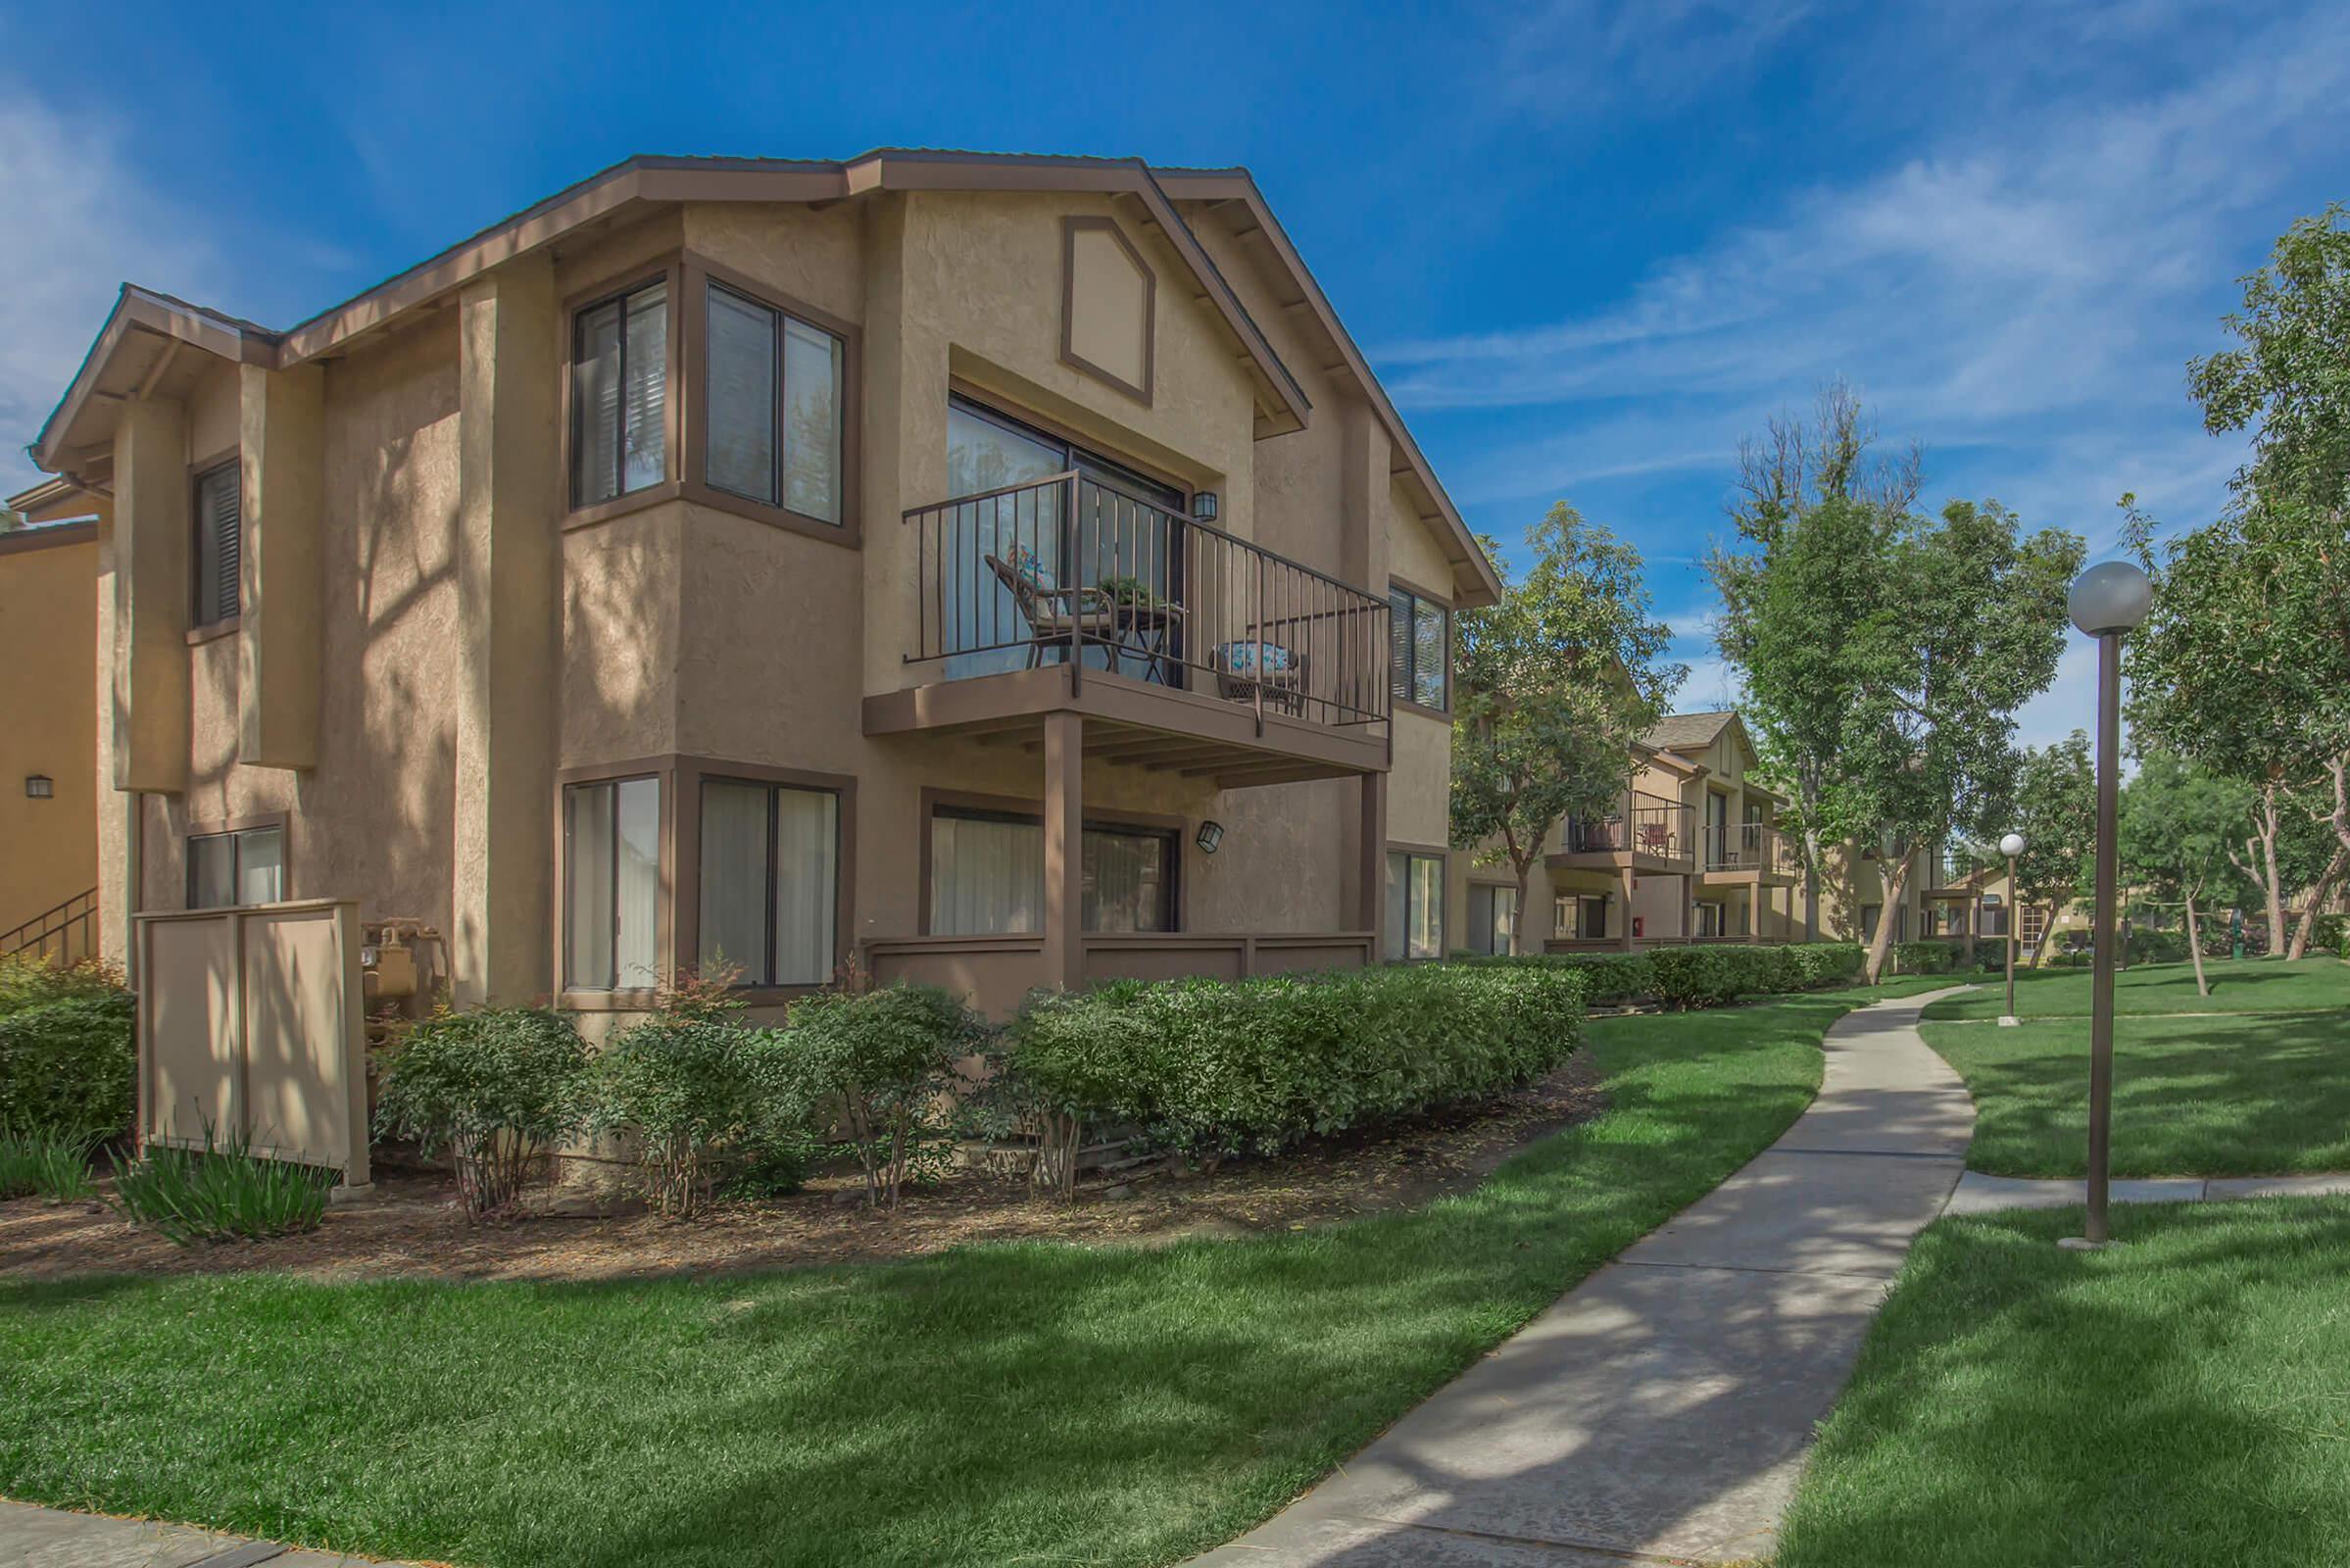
[0,494,101,961]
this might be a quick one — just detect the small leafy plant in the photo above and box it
[786,983,987,1208]
[0,1122,101,1201]
[111,1120,335,1245]
[373,1005,589,1220]
[589,1019,819,1218]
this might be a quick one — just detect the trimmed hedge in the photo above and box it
[1003,962,1586,1160]
[1463,941,1865,1009]
[0,991,136,1136]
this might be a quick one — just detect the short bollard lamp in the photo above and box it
[1998,831,2026,1027]
[2063,560,2153,1252]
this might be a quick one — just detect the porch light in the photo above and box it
[1195,819,1225,855]
[1192,491,1219,523]
[24,775,52,800]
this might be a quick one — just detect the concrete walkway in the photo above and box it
[1192,986,1976,1567]
[0,1498,418,1566]
[1947,1169,2350,1215]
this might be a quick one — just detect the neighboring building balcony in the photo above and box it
[865,471,1393,789]
[1926,850,1981,897]
[1700,822,1803,884]
[1549,794,1694,875]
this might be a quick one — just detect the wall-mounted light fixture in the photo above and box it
[1192,491,1219,523]
[24,775,53,800]
[1195,819,1225,855]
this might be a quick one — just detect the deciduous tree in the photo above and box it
[1999,731,2094,965]
[2121,750,2254,996]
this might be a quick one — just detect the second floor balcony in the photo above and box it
[1554,794,1694,870]
[1702,821,1805,881]
[868,471,1394,788]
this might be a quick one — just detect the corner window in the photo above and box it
[705,281,845,524]
[1384,850,1444,960]
[563,775,661,991]
[571,279,669,509]
[192,461,241,626]
[928,807,1175,936]
[187,824,282,909]
[698,777,840,987]
[1466,885,1517,956]
[1389,586,1448,710]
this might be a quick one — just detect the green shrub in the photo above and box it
[1459,941,1863,1008]
[786,984,988,1208]
[588,1019,819,1217]
[110,1120,334,1245]
[1002,963,1585,1188]
[0,1122,101,1201]
[373,1006,588,1220]
[2311,913,2346,956]
[0,954,126,1016]
[0,991,135,1137]
[1890,940,1959,976]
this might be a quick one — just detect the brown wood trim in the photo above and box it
[1386,573,1453,717]
[1393,697,1450,724]
[670,756,857,991]
[549,760,677,1001]
[558,258,686,521]
[1386,573,1454,612]
[0,518,98,557]
[560,480,683,534]
[186,615,241,647]
[1059,215,1155,407]
[917,784,1188,937]
[675,252,863,550]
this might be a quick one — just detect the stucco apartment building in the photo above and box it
[11,150,1502,1021]
[0,505,101,958]
[1454,710,1941,955]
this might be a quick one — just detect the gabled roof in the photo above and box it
[24,149,1499,606]
[1641,710,1740,754]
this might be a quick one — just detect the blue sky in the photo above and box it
[6,0,2345,745]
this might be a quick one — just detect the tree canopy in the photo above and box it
[1998,731,2094,962]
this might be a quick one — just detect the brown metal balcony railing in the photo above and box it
[2,887,97,966]
[1564,796,1693,862]
[905,471,1392,732]
[1704,821,1804,875]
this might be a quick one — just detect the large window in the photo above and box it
[705,281,846,524]
[1384,849,1444,960]
[571,279,669,509]
[1389,585,1448,710]
[564,775,661,992]
[187,824,282,909]
[928,806,1175,935]
[1466,884,1517,956]
[699,777,839,987]
[192,460,241,627]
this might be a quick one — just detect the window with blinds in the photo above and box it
[563,775,662,991]
[571,280,668,509]
[704,280,845,524]
[192,461,241,626]
[1388,586,1448,710]
[698,777,840,987]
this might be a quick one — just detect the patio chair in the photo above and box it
[1213,638,1305,714]
[987,551,1121,669]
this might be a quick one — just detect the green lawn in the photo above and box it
[1778,1200,2350,1568]
[1921,955,2350,1021]
[0,981,1934,1568]
[1923,962,2350,1178]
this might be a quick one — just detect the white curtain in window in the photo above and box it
[238,828,284,906]
[614,777,661,988]
[932,815,1043,936]
[773,787,837,984]
[706,287,777,504]
[1409,854,1444,958]
[699,779,769,981]
[782,318,843,523]
[1384,851,1409,961]
[572,303,622,506]
[1083,830,1166,933]
[565,784,616,986]
[622,286,668,494]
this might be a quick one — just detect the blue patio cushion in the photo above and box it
[1004,543,1057,592]
[1219,640,1295,675]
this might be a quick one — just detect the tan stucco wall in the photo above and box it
[0,529,100,933]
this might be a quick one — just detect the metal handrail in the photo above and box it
[2,886,98,965]
[904,471,1393,733]
[1703,821,1804,874]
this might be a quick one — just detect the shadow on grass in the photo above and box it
[1777,1200,2350,1567]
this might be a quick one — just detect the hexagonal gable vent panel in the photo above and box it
[1061,216,1155,405]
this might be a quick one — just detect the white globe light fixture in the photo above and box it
[1999,831,2026,858]
[2067,560,2153,637]
[1997,831,2027,1027]
[2064,559,2154,1252]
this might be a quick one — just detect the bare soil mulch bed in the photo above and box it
[0,1055,1604,1285]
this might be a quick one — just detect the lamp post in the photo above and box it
[1998,831,2026,1027]
[2060,561,2153,1251]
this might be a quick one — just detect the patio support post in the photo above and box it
[1044,710,1085,991]
[1682,868,1696,943]
[1619,864,1638,952]
[1356,771,1387,951]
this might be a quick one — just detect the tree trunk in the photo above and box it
[2287,757,2350,961]
[1511,855,1535,957]
[2258,784,2286,954]
[1862,847,1911,986]
[2184,891,2209,997]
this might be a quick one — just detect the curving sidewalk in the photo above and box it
[1191,985,1976,1568]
